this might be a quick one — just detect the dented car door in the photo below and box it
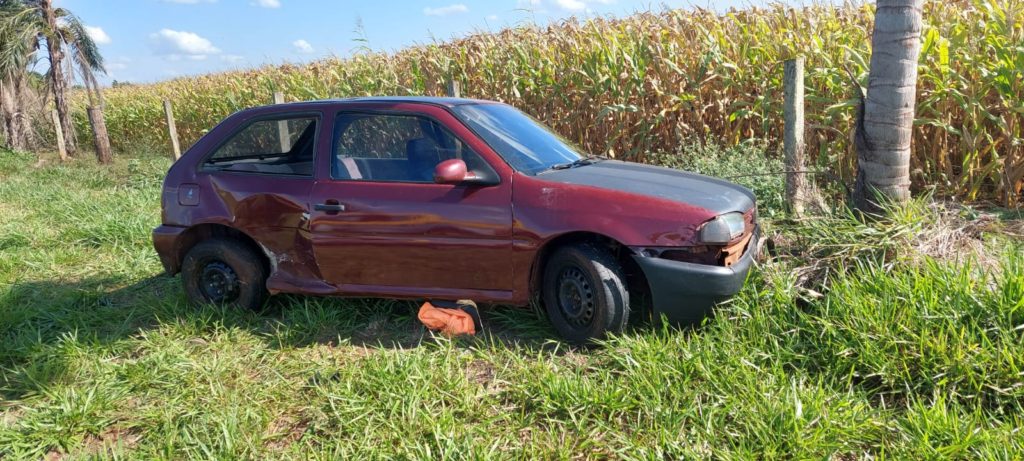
[307,103,515,299]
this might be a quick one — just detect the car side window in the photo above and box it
[332,113,492,182]
[204,116,318,177]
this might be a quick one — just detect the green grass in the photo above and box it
[1,148,1022,459]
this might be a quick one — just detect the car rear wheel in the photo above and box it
[542,243,629,344]
[182,238,268,311]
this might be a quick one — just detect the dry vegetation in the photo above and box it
[79,0,1023,204]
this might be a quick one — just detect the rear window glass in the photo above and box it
[204,117,318,177]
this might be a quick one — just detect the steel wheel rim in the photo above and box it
[200,261,240,303]
[557,266,595,327]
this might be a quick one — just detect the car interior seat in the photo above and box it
[406,137,443,182]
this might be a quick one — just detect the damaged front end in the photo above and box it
[629,208,760,324]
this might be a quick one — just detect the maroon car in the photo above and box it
[153,97,759,343]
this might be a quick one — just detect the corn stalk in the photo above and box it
[77,0,1023,204]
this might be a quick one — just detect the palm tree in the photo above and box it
[0,63,30,153]
[0,0,110,161]
[0,0,35,151]
[852,0,925,211]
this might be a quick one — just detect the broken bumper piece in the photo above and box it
[632,226,760,324]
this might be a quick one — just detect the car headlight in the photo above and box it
[699,212,746,244]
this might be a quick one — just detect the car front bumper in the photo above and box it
[631,226,759,324]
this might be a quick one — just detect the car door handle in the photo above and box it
[314,203,346,212]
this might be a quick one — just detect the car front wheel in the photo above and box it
[542,243,629,344]
[181,238,269,310]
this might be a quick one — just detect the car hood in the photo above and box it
[537,160,755,215]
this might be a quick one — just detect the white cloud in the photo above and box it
[292,39,314,54]
[423,3,468,16]
[252,0,281,8]
[486,14,498,21]
[161,0,215,4]
[107,57,130,71]
[553,0,614,11]
[85,26,110,45]
[554,0,585,10]
[150,29,221,60]
[220,54,246,63]
[517,0,541,6]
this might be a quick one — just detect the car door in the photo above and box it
[308,103,515,297]
[191,110,324,286]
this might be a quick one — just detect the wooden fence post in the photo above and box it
[784,58,807,217]
[445,79,461,98]
[163,100,181,161]
[51,109,67,162]
[273,92,289,152]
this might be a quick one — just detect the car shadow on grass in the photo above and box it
[0,272,562,401]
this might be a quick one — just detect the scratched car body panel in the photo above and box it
[153,97,760,343]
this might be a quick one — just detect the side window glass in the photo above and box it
[332,113,491,182]
[204,116,318,177]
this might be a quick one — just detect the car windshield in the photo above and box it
[452,104,585,175]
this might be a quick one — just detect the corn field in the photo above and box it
[76,0,1023,204]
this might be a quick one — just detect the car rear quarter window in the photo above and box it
[203,116,318,177]
[332,113,493,183]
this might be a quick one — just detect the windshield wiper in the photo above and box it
[546,155,606,171]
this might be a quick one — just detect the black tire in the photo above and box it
[542,243,629,344]
[181,238,269,311]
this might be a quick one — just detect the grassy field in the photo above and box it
[1,147,1022,459]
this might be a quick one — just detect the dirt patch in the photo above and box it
[312,330,340,347]
[0,406,24,427]
[186,337,209,347]
[518,427,533,444]
[565,351,591,367]
[465,359,497,388]
[299,343,376,363]
[360,316,389,339]
[79,426,143,455]
[1003,219,1024,239]
[351,317,425,349]
[264,414,310,452]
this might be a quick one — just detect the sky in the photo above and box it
[54,0,827,85]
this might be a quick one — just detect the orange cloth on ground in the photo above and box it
[418,302,477,336]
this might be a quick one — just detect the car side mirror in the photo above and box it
[433,159,468,184]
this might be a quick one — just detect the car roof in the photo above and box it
[248,96,498,112]
[341,96,494,106]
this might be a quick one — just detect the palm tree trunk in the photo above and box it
[1,79,11,148]
[852,0,924,211]
[84,78,112,164]
[1,77,26,151]
[12,73,31,149]
[87,106,112,164]
[0,81,12,149]
[41,0,76,155]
